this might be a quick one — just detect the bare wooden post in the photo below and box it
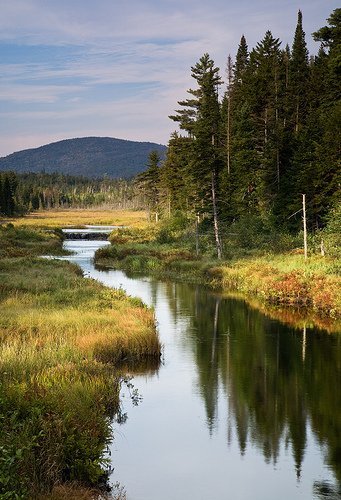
[195,215,199,256]
[321,240,325,256]
[303,194,307,259]
[302,325,306,362]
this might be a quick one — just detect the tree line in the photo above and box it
[138,9,341,257]
[0,171,140,216]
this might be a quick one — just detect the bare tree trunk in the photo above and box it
[195,215,199,256]
[303,194,307,259]
[226,55,233,175]
[211,171,223,259]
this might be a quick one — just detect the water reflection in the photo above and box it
[62,237,341,499]
[164,283,341,490]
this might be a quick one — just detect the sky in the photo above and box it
[0,0,338,158]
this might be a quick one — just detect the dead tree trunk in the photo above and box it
[211,171,223,259]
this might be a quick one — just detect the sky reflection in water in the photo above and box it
[64,238,340,500]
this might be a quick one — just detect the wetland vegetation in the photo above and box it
[95,211,341,326]
[0,211,160,499]
[2,204,341,498]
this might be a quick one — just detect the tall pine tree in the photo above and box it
[170,54,224,258]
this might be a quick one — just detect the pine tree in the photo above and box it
[1,172,16,216]
[137,149,162,222]
[232,35,249,95]
[248,31,283,208]
[289,10,310,132]
[313,8,341,103]
[169,54,224,258]
[229,101,260,216]
[162,132,192,213]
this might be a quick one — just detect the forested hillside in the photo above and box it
[0,137,166,179]
[139,9,341,253]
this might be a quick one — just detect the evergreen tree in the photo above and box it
[170,54,224,258]
[232,35,249,97]
[289,10,310,132]
[162,132,192,213]
[273,12,310,228]
[229,102,260,216]
[137,149,162,221]
[309,46,328,110]
[163,9,341,238]
[1,172,16,216]
[313,8,341,103]
[248,31,283,208]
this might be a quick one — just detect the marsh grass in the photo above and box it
[0,224,67,259]
[0,220,161,498]
[96,225,216,283]
[7,208,148,230]
[218,253,341,316]
[97,222,341,319]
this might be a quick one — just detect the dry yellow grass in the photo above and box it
[0,299,159,373]
[9,208,149,229]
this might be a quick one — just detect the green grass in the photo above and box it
[95,223,341,324]
[0,223,161,498]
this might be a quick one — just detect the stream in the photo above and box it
[62,236,341,500]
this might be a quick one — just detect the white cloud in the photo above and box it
[0,0,336,156]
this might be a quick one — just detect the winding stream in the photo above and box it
[62,236,341,500]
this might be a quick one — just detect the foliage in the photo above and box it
[0,222,161,496]
[138,8,341,258]
[136,149,163,217]
[315,203,341,258]
[0,170,141,216]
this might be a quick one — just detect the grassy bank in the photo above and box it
[0,220,160,499]
[94,223,341,327]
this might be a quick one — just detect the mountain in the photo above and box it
[0,137,167,179]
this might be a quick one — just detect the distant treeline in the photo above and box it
[0,170,141,216]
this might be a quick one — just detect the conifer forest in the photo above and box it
[141,9,341,244]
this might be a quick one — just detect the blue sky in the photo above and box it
[0,0,337,157]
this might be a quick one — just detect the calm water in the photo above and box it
[63,238,341,500]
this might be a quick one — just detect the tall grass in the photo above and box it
[95,215,341,319]
[0,223,161,498]
[8,208,148,230]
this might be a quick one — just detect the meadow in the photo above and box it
[9,208,148,229]
[0,211,160,500]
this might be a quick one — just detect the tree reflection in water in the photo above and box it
[162,281,341,494]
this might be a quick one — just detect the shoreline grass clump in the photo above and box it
[0,222,161,499]
[218,254,341,316]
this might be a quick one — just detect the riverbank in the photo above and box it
[94,225,341,329]
[3,208,341,497]
[0,218,160,499]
